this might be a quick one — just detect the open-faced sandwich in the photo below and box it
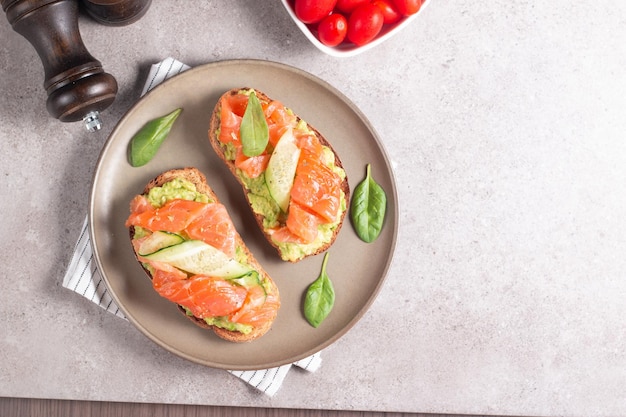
[125,167,280,342]
[209,87,350,262]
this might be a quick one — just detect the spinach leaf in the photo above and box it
[240,91,269,157]
[129,108,182,167]
[304,252,335,328]
[350,163,387,243]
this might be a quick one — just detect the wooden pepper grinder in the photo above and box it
[2,0,118,131]
[81,0,151,26]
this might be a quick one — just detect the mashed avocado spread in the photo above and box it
[183,308,253,334]
[147,178,210,207]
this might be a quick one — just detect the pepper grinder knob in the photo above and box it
[81,0,151,26]
[2,0,118,131]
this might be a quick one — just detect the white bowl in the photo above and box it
[280,0,430,57]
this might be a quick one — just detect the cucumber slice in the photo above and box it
[143,240,253,278]
[138,231,185,256]
[265,128,301,213]
[230,270,261,288]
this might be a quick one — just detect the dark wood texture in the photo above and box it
[81,0,152,26]
[1,0,117,122]
[0,397,502,417]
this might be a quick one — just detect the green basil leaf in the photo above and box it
[129,108,182,167]
[304,252,335,328]
[240,91,269,157]
[350,164,387,243]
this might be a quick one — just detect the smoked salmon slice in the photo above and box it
[285,202,320,243]
[152,268,247,318]
[230,288,280,326]
[269,226,310,245]
[129,195,152,215]
[234,147,270,179]
[185,203,237,258]
[127,199,238,258]
[125,199,208,233]
[290,152,342,223]
[219,94,243,145]
[294,130,324,156]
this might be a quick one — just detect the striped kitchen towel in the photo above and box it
[61,58,322,397]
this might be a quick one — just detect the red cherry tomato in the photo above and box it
[335,0,369,14]
[391,0,422,16]
[317,13,348,47]
[346,3,384,46]
[294,0,338,24]
[372,0,402,24]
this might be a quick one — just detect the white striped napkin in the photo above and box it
[62,57,322,397]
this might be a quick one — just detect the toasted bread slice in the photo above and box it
[208,88,350,262]
[127,167,280,342]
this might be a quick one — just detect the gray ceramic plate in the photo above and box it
[90,59,398,370]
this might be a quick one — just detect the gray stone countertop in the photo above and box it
[1,1,625,416]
